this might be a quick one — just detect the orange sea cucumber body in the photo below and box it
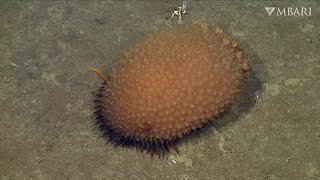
[100,21,250,142]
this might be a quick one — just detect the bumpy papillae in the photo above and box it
[102,21,250,142]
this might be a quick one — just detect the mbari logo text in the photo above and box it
[265,7,312,16]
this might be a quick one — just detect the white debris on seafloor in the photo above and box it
[171,0,188,24]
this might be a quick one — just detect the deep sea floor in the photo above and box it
[0,1,319,179]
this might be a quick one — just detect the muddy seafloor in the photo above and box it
[0,1,319,179]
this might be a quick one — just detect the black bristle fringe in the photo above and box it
[94,83,180,157]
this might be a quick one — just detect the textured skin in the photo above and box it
[102,22,250,141]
